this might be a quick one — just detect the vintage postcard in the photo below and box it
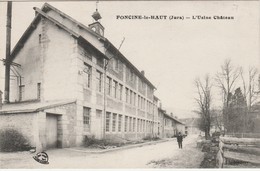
[0,0,259,169]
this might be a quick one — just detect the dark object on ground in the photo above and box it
[0,128,31,152]
[200,139,220,168]
[83,136,124,148]
[142,135,160,141]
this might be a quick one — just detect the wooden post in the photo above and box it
[4,1,12,103]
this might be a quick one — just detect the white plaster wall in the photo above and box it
[43,19,77,101]
[11,22,43,102]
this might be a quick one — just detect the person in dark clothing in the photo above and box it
[177,132,183,149]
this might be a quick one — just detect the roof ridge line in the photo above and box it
[41,2,105,41]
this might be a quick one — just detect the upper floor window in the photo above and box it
[106,76,112,95]
[83,63,92,88]
[96,70,102,92]
[96,56,104,68]
[119,84,123,100]
[130,71,134,82]
[113,80,118,98]
[79,46,92,61]
[113,58,119,71]
[125,87,129,103]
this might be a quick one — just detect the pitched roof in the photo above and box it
[159,109,184,125]
[10,5,109,63]
[10,3,156,90]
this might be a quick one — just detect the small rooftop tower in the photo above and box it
[89,1,104,36]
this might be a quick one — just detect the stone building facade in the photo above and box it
[0,3,159,151]
[158,108,185,138]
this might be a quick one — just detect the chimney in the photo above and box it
[141,70,145,76]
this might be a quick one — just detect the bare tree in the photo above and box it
[215,59,241,134]
[194,74,212,139]
[240,66,258,132]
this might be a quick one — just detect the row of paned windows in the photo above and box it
[82,62,153,110]
[106,112,154,133]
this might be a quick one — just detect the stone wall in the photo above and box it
[0,113,37,147]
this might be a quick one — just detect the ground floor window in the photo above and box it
[137,119,140,132]
[129,117,132,132]
[106,112,111,132]
[83,107,91,132]
[133,118,136,132]
[125,116,128,132]
[143,120,145,132]
[112,113,117,132]
[118,115,122,132]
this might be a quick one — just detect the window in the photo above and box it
[80,47,92,61]
[114,58,119,71]
[129,117,132,132]
[138,96,140,108]
[106,77,112,95]
[113,80,117,98]
[83,107,91,132]
[125,88,129,103]
[119,84,123,100]
[133,93,136,106]
[143,120,145,132]
[125,116,128,132]
[130,90,132,104]
[19,85,25,101]
[96,56,104,67]
[83,63,91,88]
[37,83,41,99]
[118,115,122,132]
[130,71,134,81]
[137,119,139,132]
[112,113,117,132]
[133,118,136,132]
[96,70,102,92]
[140,120,142,132]
[106,112,111,132]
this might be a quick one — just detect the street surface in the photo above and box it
[0,135,204,169]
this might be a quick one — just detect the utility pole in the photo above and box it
[4,1,12,103]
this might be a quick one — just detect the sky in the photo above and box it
[0,1,259,118]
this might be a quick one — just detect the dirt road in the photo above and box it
[0,135,204,169]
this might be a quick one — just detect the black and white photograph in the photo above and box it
[0,0,259,169]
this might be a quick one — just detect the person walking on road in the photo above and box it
[177,132,183,149]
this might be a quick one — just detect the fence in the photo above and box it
[217,136,260,168]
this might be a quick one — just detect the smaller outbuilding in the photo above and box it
[158,108,185,138]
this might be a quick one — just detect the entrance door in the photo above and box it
[46,114,58,148]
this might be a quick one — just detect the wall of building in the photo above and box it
[11,19,43,102]
[0,113,38,147]
[43,19,78,101]
[46,9,106,55]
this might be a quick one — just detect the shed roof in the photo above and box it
[0,99,76,114]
